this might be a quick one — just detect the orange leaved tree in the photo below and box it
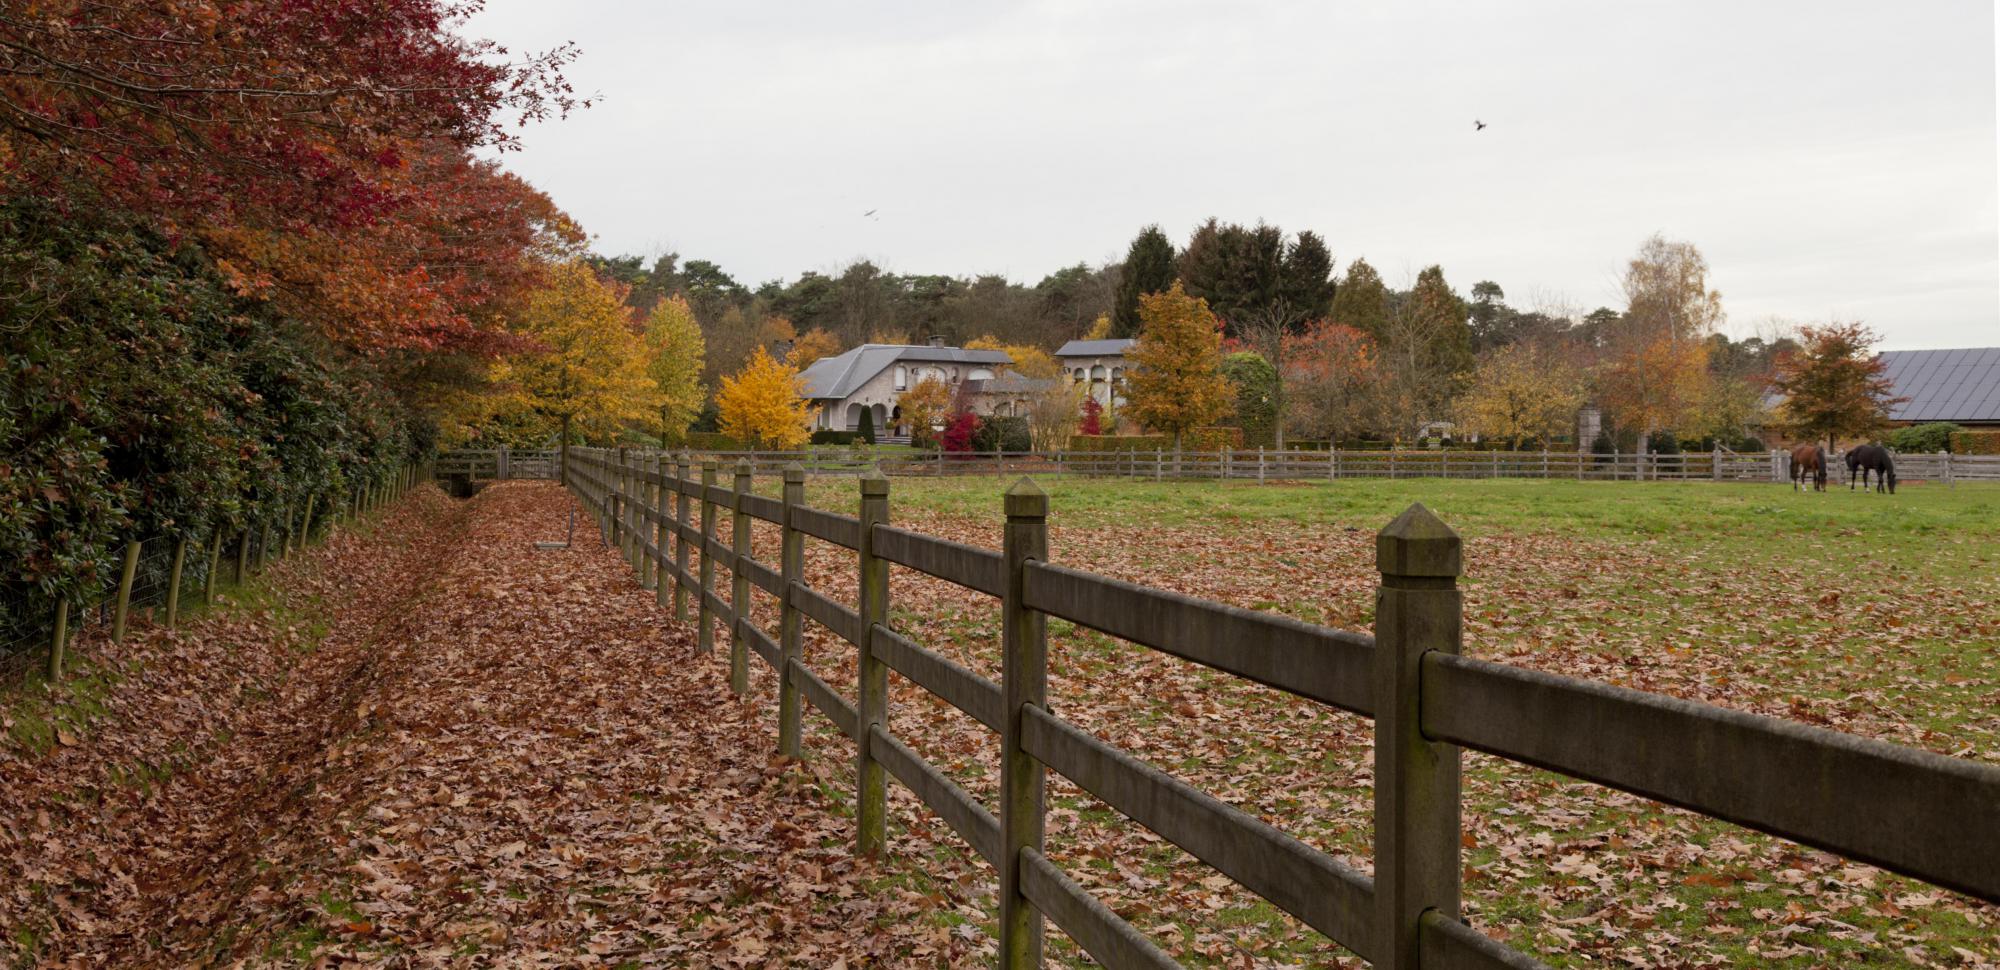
[1123,282,1234,449]
[717,347,812,449]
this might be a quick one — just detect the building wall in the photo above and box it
[1061,354,1127,409]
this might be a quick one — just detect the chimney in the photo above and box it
[927,335,946,348]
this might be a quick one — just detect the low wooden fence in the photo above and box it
[440,446,2000,486]
[564,447,1998,969]
[0,462,424,685]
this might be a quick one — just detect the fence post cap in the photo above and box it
[734,460,753,479]
[1004,477,1047,519]
[701,458,718,472]
[782,462,806,483]
[860,467,890,496]
[1377,503,1461,578]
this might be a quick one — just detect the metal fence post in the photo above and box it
[856,468,891,856]
[999,478,1049,967]
[675,453,693,621]
[1373,503,1464,970]
[165,536,188,627]
[112,539,142,641]
[698,460,719,654]
[730,461,753,695]
[777,463,806,758]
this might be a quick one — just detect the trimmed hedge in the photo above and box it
[684,432,745,451]
[1890,423,1959,453]
[1950,430,2000,455]
[1069,434,1170,453]
[810,430,865,446]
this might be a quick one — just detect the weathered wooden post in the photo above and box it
[856,468,891,856]
[165,536,188,627]
[49,599,69,680]
[674,453,693,620]
[999,478,1049,967]
[640,454,658,591]
[1373,503,1464,970]
[697,460,719,654]
[729,461,753,695]
[258,517,274,570]
[777,464,806,758]
[235,530,250,583]
[111,539,142,641]
[300,494,317,547]
[497,445,511,481]
[608,451,624,551]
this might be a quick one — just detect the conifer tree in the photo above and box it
[1330,258,1391,340]
[1113,226,1177,339]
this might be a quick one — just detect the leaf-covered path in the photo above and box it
[2,482,974,968]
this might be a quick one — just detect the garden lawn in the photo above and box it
[759,475,1999,968]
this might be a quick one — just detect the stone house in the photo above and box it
[1054,338,1134,410]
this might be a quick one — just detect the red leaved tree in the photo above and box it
[1079,396,1104,436]
[1771,322,1906,447]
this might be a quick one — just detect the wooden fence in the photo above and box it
[442,446,2000,486]
[563,447,1999,969]
[0,462,424,685]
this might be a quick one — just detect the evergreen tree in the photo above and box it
[1330,258,1390,340]
[1112,225,1176,338]
[857,405,875,443]
[1221,351,1279,448]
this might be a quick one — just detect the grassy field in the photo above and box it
[750,475,1999,967]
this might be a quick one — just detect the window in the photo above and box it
[895,365,907,390]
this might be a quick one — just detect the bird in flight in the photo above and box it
[1474,120,1487,131]
[862,208,878,218]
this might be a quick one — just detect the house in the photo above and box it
[1876,347,2000,428]
[1055,338,1135,409]
[797,338,1012,434]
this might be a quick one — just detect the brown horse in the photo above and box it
[1791,444,1826,492]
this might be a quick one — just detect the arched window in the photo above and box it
[1090,365,1107,381]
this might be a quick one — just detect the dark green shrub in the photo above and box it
[857,407,876,444]
[810,430,864,446]
[1890,422,1960,453]
[971,416,1031,453]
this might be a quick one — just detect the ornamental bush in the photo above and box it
[1890,422,1960,453]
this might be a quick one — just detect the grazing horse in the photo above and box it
[1790,444,1826,492]
[1846,443,1897,494]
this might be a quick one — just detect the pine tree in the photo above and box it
[1112,226,1176,339]
[1330,259,1391,340]
[1124,282,1234,448]
[716,346,812,449]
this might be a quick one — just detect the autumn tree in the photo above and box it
[492,261,659,480]
[716,347,811,449]
[1124,283,1234,449]
[1458,343,1586,449]
[1027,382,1086,450]
[1330,258,1391,340]
[1113,226,1178,338]
[966,335,1061,379]
[1600,235,1724,448]
[1379,266,1472,440]
[788,327,842,368]
[1770,322,1905,447]
[642,295,707,446]
[1283,321,1384,444]
[896,377,954,448]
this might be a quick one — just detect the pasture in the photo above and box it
[750,475,2000,967]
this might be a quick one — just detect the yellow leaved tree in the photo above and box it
[1459,343,1585,449]
[716,346,812,449]
[493,260,659,460]
[643,294,706,446]
[1123,282,1233,449]
[965,335,1061,379]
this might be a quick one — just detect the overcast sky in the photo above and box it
[465,0,1999,350]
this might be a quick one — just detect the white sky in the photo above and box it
[465,0,2000,350]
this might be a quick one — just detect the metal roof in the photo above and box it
[796,344,1013,400]
[1879,348,2000,423]
[1054,338,1136,358]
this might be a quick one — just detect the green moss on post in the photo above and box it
[112,539,142,641]
[165,536,188,627]
[777,463,806,759]
[999,478,1048,968]
[48,598,69,680]
[855,468,891,856]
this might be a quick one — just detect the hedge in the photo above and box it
[1069,434,1170,453]
[1950,430,2000,455]
[684,432,745,451]
[1889,423,1960,453]
[810,430,865,446]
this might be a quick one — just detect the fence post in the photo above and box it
[999,478,1049,967]
[654,455,672,608]
[1943,450,1954,488]
[258,518,274,570]
[640,454,658,591]
[498,445,510,481]
[165,536,188,627]
[300,494,317,548]
[1373,503,1464,970]
[112,539,142,641]
[777,463,806,758]
[236,530,250,583]
[730,461,753,695]
[675,453,693,620]
[698,460,718,654]
[856,468,891,856]
[49,598,69,680]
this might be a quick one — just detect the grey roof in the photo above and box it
[797,344,1012,400]
[1879,348,2000,423]
[1054,338,1136,358]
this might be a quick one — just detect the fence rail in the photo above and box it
[443,446,2000,486]
[562,446,1999,970]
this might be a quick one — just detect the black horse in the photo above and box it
[1846,443,1897,494]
